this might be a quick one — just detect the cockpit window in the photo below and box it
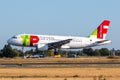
[12,36,17,39]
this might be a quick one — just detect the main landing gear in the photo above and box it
[54,49,61,58]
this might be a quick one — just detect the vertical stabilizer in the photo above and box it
[88,20,110,39]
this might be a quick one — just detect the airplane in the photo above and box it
[7,20,111,55]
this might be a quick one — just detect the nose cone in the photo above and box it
[7,39,12,44]
[7,38,15,45]
[7,38,22,46]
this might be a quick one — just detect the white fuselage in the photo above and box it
[38,35,92,49]
[7,34,111,50]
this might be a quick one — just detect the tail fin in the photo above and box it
[88,20,110,39]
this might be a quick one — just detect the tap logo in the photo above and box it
[21,35,39,46]
[89,20,110,39]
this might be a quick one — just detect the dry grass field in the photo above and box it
[0,57,120,63]
[0,68,120,80]
[0,57,120,80]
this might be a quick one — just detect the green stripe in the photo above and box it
[87,28,97,38]
[91,29,97,35]
[21,35,30,46]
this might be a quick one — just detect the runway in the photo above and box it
[0,62,120,68]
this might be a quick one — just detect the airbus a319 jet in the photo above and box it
[7,20,111,54]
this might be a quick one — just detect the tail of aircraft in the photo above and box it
[88,20,110,39]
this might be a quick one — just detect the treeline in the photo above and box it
[0,44,24,58]
[0,44,120,58]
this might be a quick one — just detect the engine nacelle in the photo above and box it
[38,44,48,51]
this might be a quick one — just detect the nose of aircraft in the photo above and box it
[7,38,18,45]
[7,38,22,46]
[7,38,13,45]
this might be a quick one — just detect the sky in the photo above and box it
[0,0,120,50]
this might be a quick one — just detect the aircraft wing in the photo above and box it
[95,40,111,44]
[48,39,72,49]
[89,39,111,47]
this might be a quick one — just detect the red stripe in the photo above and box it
[103,28,108,34]
[102,20,110,26]
[97,20,110,39]
[30,35,39,46]
[97,25,103,39]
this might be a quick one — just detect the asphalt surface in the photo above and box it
[0,62,120,68]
